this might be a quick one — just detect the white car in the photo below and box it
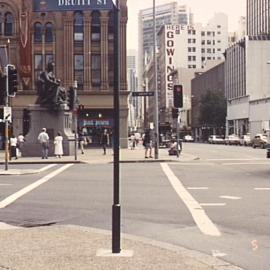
[208,135,224,144]
[183,135,194,142]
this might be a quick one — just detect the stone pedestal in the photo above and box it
[22,105,75,157]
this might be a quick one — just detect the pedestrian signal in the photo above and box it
[173,85,183,108]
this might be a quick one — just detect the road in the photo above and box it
[0,143,269,270]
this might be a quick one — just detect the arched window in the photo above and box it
[0,13,3,35]
[91,11,100,41]
[34,22,43,42]
[45,23,53,42]
[74,12,84,41]
[4,12,13,36]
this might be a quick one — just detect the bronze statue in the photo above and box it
[36,62,67,110]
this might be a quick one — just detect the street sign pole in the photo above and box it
[73,81,78,161]
[112,0,121,254]
[4,66,9,170]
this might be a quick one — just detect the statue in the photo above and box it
[36,62,67,110]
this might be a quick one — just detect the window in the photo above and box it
[0,13,3,35]
[201,40,205,45]
[217,25,221,28]
[34,22,43,42]
[34,54,43,82]
[108,12,114,41]
[91,11,100,41]
[74,12,84,41]
[201,48,205,53]
[74,55,84,90]
[45,23,53,42]
[91,54,101,86]
[207,40,211,45]
[4,12,13,36]
[207,48,211,53]
[45,54,54,66]
[201,31,205,36]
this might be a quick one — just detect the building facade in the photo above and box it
[0,0,129,147]
[247,0,270,36]
[225,37,270,137]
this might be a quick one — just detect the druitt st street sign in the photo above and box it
[33,0,115,12]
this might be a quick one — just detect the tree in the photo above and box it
[199,90,226,129]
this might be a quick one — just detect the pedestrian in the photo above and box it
[9,134,18,160]
[78,130,85,154]
[100,129,109,155]
[38,128,49,159]
[54,131,63,158]
[143,129,153,158]
[130,133,135,150]
[17,133,25,156]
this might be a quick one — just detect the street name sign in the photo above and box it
[33,0,115,11]
[4,106,12,122]
[132,91,155,97]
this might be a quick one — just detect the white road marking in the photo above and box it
[0,222,19,230]
[219,195,242,200]
[212,250,227,258]
[0,164,73,209]
[187,187,209,190]
[254,188,270,191]
[200,203,226,206]
[38,164,57,172]
[161,163,221,237]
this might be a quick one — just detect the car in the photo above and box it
[240,134,251,146]
[183,135,194,142]
[224,134,241,145]
[208,135,225,144]
[266,144,270,158]
[251,134,268,148]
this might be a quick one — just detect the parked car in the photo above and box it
[224,134,241,145]
[183,135,194,142]
[251,134,268,148]
[208,135,224,144]
[240,134,251,146]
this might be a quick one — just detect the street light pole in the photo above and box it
[153,0,159,159]
[73,80,78,161]
[112,0,121,254]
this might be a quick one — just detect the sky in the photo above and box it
[127,0,246,51]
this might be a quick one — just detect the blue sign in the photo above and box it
[33,0,115,12]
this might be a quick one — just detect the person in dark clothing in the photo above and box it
[143,129,153,158]
[100,129,109,155]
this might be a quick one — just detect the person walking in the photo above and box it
[17,133,25,156]
[38,128,49,159]
[78,130,85,154]
[143,129,153,158]
[9,135,18,160]
[100,129,109,155]
[54,131,63,158]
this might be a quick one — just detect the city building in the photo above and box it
[191,62,225,141]
[247,0,270,36]
[0,0,128,147]
[225,36,270,137]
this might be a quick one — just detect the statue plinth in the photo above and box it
[22,105,75,157]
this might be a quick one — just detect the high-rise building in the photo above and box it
[247,0,270,36]
[0,0,129,147]
[138,2,193,91]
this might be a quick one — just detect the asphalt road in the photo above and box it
[0,143,269,270]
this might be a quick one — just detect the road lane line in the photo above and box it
[38,164,57,172]
[0,164,73,209]
[219,196,242,200]
[161,163,221,237]
[200,203,226,206]
[187,187,209,190]
[254,188,270,190]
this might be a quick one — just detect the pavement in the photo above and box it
[0,147,245,270]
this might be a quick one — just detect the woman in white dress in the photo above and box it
[54,132,63,158]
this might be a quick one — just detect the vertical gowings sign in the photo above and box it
[33,0,115,11]
[20,0,32,90]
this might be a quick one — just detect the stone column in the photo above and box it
[63,13,74,88]
[100,11,109,91]
[84,11,92,91]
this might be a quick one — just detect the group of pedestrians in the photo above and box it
[9,133,25,160]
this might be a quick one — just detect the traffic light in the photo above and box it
[172,108,178,119]
[173,85,183,108]
[7,65,18,96]
[67,87,75,111]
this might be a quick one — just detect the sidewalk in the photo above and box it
[0,224,244,270]
[0,147,198,165]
